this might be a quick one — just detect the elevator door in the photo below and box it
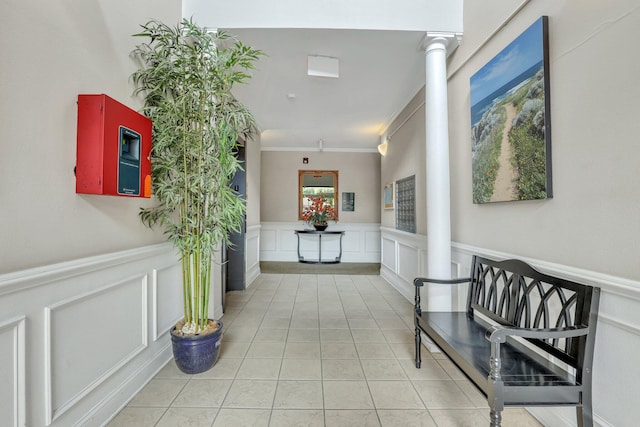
[226,145,246,292]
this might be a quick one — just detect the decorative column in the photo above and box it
[422,33,460,311]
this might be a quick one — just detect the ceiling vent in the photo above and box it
[307,55,339,78]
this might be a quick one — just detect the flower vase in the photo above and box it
[313,223,328,231]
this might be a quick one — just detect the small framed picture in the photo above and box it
[342,192,355,211]
[384,183,394,209]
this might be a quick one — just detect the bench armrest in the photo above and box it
[485,324,590,384]
[414,277,471,317]
[485,324,589,343]
[414,277,471,287]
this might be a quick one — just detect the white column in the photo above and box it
[423,33,459,311]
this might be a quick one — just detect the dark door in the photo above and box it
[226,145,246,292]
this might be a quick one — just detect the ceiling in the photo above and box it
[226,28,428,152]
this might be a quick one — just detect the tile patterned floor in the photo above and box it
[108,274,543,426]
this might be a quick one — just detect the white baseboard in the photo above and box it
[87,345,172,427]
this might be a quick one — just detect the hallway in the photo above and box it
[108,274,541,426]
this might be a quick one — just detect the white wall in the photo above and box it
[380,88,427,234]
[0,0,180,274]
[448,0,640,282]
[244,135,262,285]
[382,1,640,425]
[260,150,381,264]
[0,1,185,425]
[448,3,640,424]
[246,137,262,227]
[183,0,463,32]
[261,150,381,224]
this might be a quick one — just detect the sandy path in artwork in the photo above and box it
[490,103,518,202]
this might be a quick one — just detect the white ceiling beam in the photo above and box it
[183,0,462,33]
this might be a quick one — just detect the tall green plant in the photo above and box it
[131,19,263,334]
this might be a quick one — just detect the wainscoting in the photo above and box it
[0,243,182,427]
[2,230,637,426]
[260,222,381,264]
[379,227,467,310]
[380,226,640,427]
[246,225,261,287]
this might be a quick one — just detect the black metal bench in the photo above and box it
[414,255,600,427]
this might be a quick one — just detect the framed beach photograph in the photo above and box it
[470,16,552,204]
[383,183,394,209]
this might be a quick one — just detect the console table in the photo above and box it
[294,230,345,264]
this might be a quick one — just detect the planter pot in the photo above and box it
[170,320,223,374]
[313,224,328,231]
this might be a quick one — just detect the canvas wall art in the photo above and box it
[470,16,552,204]
[383,183,394,209]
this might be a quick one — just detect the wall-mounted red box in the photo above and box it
[76,94,152,197]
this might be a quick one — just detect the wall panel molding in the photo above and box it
[380,227,428,304]
[0,243,172,298]
[260,222,381,263]
[0,244,180,427]
[597,314,640,337]
[152,264,183,341]
[44,275,148,425]
[246,225,261,286]
[451,242,640,295]
[451,242,640,327]
[0,316,26,427]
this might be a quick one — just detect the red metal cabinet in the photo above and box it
[76,94,152,197]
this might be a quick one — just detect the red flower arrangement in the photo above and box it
[302,193,337,226]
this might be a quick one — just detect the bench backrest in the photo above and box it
[467,256,600,374]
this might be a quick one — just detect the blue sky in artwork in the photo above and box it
[470,17,544,106]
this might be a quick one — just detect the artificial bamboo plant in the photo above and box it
[131,19,262,335]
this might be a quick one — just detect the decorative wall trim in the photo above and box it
[260,222,381,263]
[0,244,181,427]
[451,242,640,300]
[44,274,149,425]
[246,225,261,287]
[380,227,428,303]
[593,313,640,337]
[152,264,183,342]
[0,243,173,297]
[76,344,173,427]
[152,269,161,341]
[0,316,26,427]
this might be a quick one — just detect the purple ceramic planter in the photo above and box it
[170,321,223,374]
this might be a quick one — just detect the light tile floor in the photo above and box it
[108,274,543,426]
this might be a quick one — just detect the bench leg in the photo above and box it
[414,326,421,368]
[489,409,502,427]
[576,366,594,427]
[577,394,594,427]
[488,342,504,427]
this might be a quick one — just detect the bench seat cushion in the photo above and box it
[417,312,582,405]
